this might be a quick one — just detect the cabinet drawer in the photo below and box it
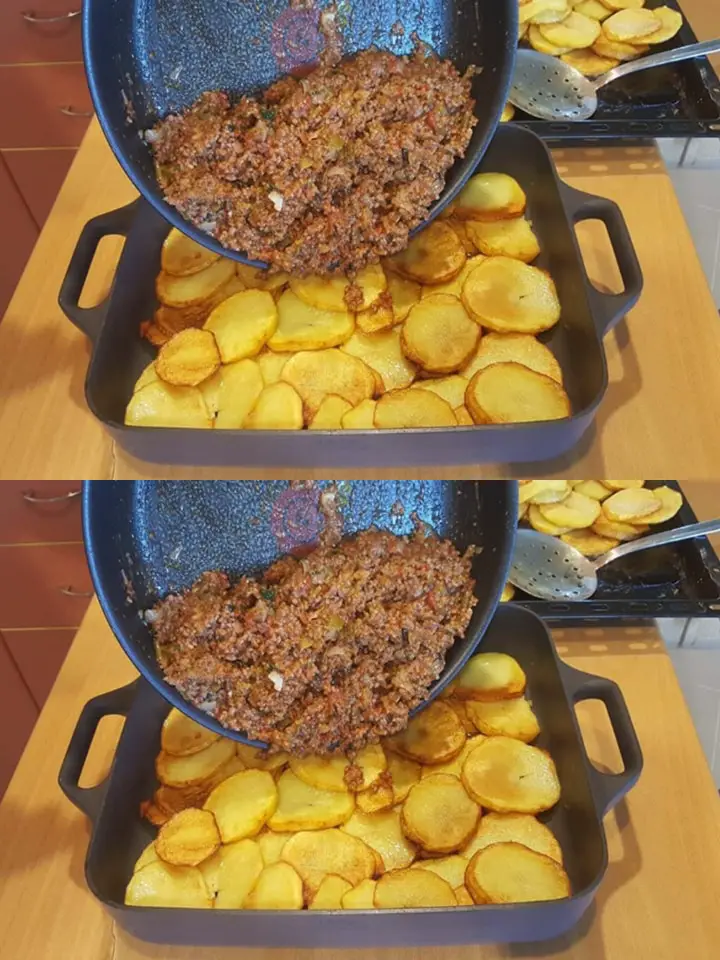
[0,635,38,800]
[3,149,75,227]
[0,64,92,148]
[0,3,82,65]
[0,544,93,628]
[3,628,74,707]
[0,155,38,320]
[0,482,82,544]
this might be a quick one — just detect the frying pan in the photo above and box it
[82,480,518,747]
[82,0,518,266]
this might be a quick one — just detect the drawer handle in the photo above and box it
[22,10,81,24]
[60,106,93,118]
[60,586,93,598]
[23,489,81,504]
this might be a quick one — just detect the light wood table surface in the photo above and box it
[0,601,719,960]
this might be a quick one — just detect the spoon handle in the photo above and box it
[594,38,720,92]
[594,518,720,570]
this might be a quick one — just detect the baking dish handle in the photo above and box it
[58,199,139,344]
[58,680,139,821]
[559,182,644,338]
[559,662,643,818]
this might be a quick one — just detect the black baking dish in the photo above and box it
[59,124,643,468]
[59,604,642,947]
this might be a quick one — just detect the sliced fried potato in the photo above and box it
[374,867,457,908]
[340,398,377,430]
[455,405,473,426]
[466,843,570,904]
[356,301,396,335]
[244,381,304,430]
[161,228,221,277]
[152,782,215,821]
[453,173,526,221]
[529,3,572,24]
[500,103,515,122]
[341,878,377,909]
[204,289,278,362]
[464,811,562,863]
[420,255,486,298]
[643,5,682,44]
[385,701,466,764]
[204,770,278,842]
[466,698,540,743]
[353,744,389,792]
[257,350,290,386]
[257,830,290,866]
[538,491,601,529]
[561,49,620,75]
[214,838,264,909]
[411,375,468,410]
[155,808,220,866]
[420,735,486,778]
[387,222,466,285]
[156,738,236,788]
[133,361,160,394]
[356,782,394,814]
[462,258,561,334]
[528,503,572,536]
[282,829,377,896]
[342,808,417,873]
[214,358,264,430]
[600,0,646,9]
[519,0,570,26]
[342,327,416,393]
[198,368,222,417]
[197,847,222,896]
[518,480,571,505]
[309,874,354,909]
[125,381,212,429]
[593,34,648,59]
[573,0,611,21]
[402,294,479,375]
[528,23,572,55]
[465,218,540,264]
[244,861,304,910]
[466,363,570,425]
[446,218,479,256]
[374,387,457,429]
[538,11,601,47]
[235,745,290,774]
[603,487,661,522]
[282,349,376,420]
[461,737,561,814]
[401,774,479,855]
[269,770,355,832]
[411,855,468,889]
[134,841,160,874]
[386,753,422,803]
[289,274,352,313]
[308,394,353,430]
[604,480,645,490]
[603,8,661,42]
[591,515,644,542]
[463,332,562,385]
[161,708,221,758]
[455,885,473,905]
[442,699,478,736]
[640,485,683,524]
[452,652,526,702]
[386,273,422,321]
[125,861,212,908]
[156,258,236,308]
[290,753,352,794]
[561,530,619,557]
[500,582,515,602]
[236,264,290,293]
[269,290,354,352]
[573,480,611,501]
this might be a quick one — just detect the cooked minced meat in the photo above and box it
[150,48,476,275]
[151,529,476,754]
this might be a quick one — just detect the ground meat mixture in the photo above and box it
[151,529,476,755]
[150,48,476,275]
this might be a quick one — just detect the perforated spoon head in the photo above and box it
[507,528,598,601]
[508,49,597,121]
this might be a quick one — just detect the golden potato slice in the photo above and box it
[500,582,515,602]
[446,218,479,255]
[244,861,304,910]
[388,222,466,284]
[462,258,561,334]
[592,514,646,540]
[214,358,264,430]
[601,0,646,9]
[593,34,648,59]
[204,290,278,362]
[386,752,422,803]
[352,744,389,792]
[341,327,417,393]
[341,878,377,909]
[375,867,457,908]
[125,861,212,908]
[537,490,600,529]
[643,6,682,44]
[257,830,290,867]
[197,847,222,896]
[134,841,160,874]
[213,838,264,909]
[452,653,526,703]
[356,302,395,335]
[349,264,388,310]
[442,699,478,736]
[341,398,377,430]
[500,103,515,122]
[603,487,661,522]
[420,735,486,778]
[411,855,468,889]
[518,480,570,504]
[236,264,290,293]
[539,11,601,47]
[374,388,458,429]
[453,173,526,221]
[560,530,619,557]
[257,350,290,385]
[156,738,236,788]
[518,0,569,25]
[455,885,473,905]
[204,770,278,842]
[386,273,422,321]
[528,504,572,536]
[461,737,561,814]
[401,774,479,855]
[289,274,351,313]
[604,479,645,490]
[464,811,562,863]
[161,228,221,277]
[281,349,376,420]
[282,828,377,896]
[290,753,353,794]
[343,808,417,873]
[640,485,683,524]
[573,0,611,21]
[155,808,221,866]
[463,332,562,385]
[134,361,160,394]
[156,258,236,308]
[198,368,222,417]
[308,394,353,430]
[420,255,487,298]
[235,745,290,774]
[411,375,468,410]
[466,699,540,743]
[402,294,479,375]
[466,843,570,904]
[528,23,572,55]
[385,701,466,764]
[530,3,572,24]
[161,708,221,757]
[603,9,661,42]
[269,770,355,832]
[309,874,354,909]
[356,782,394,814]
[561,49,620,76]
[145,786,201,825]
[269,290,354,352]
[244,381,304,430]
[125,381,212,429]
[465,218,540,264]
[573,480,611,501]
[455,405,474,426]
[466,363,570,425]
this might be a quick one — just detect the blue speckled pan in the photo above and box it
[82,480,517,746]
[82,0,517,265]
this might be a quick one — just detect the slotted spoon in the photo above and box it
[509,39,720,121]
[508,519,720,601]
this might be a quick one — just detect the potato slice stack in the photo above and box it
[127,652,570,910]
[126,169,570,431]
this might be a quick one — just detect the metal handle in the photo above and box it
[559,662,643,818]
[58,199,140,343]
[23,489,80,504]
[559,182,644,338]
[595,38,720,91]
[59,586,94,597]
[22,9,80,23]
[60,106,93,118]
[595,518,720,570]
[58,681,138,821]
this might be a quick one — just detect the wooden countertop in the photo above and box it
[0,602,719,960]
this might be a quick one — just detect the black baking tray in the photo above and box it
[58,124,643,468]
[58,604,643,947]
[514,481,720,625]
[514,0,720,142]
